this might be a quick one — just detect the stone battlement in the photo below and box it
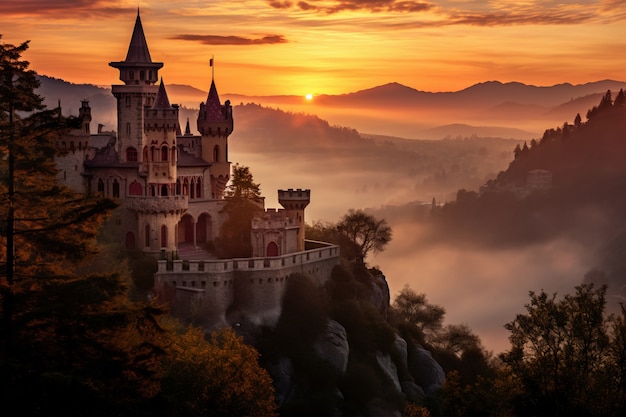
[154,242,340,329]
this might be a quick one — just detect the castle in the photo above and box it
[55,11,339,329]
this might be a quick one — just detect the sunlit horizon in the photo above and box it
[1,1,625,97]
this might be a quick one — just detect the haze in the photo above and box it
[6,1,626,353]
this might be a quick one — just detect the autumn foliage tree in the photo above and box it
[161,325,277,416]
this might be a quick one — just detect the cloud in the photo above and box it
[170,34,288,46]
[268,0,294,8]
[269,0,434,14]
[0,0,130,18]
[266,0,626,26]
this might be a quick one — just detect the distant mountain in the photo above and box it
[36,74,626,140]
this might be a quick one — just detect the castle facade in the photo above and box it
[55,11,339,329]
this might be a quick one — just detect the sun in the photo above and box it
[305,93,313,101]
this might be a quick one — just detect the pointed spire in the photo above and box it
[203,80,225,121]
[153,78,171,109]
[124,9,153,63]
[185,118,192,135]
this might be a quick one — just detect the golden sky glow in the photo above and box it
[1,0,625,96]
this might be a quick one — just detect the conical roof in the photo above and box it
[153,79,171,108]
[125,10,152,63]
[203,80,225,121]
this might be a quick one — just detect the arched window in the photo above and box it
[160,225,167,248]
[176,179,181,195]
[161,184,168,196]
[196,178,202,199]
[126,147,137,162]
[97,178,104,194]
[190,178,195,199]
[183,178,189,195]
[112,179,120,198]
[129,181,142,196]
[125,232,136,249]
[150,185,156,196]
[145,224,150,248]
[213,145,219,162]
[161,145,168,161]
[126,122,131,135]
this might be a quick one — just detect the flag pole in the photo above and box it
[210,55,215,81]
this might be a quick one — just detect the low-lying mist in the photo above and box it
[227,143,599,354]
[371,220,594,354]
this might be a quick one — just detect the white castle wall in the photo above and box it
[154,242,340,329]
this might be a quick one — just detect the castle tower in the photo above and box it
[143,79,179,194]
[109,9,163,165]
[197,77,233,199]
[78,100,92,135]
[278,189,311,252]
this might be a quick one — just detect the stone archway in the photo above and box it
[196,213,213,244]
[178,214,195,245]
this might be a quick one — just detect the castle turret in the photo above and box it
[278,189,310,252]
[109,9,163,160]
[143,79,178,191]
[78,100,92,135]
[197,78,233,199]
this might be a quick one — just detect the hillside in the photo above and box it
[426,89,626,303]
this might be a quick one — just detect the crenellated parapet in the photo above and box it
[252,208,297,230]
[154,242,340,329]
[144,108,179,133]
[278,188,311,210]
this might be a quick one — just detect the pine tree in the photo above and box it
[216,164,263,258]
[1,36,167,416]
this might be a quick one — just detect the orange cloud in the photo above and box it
[269,0,434,14]
[0,0,130,18]
[170,34,288,46]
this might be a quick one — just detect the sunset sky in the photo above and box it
[2,0,626,97]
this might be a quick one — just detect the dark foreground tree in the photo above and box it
[501,283,624,416]
[0,36,168,416]
[335,209,392,262]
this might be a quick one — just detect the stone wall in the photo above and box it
[154,243,340,329]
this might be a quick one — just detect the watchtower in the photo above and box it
[278,189,311,252]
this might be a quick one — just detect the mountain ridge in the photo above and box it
[36,74,626,140]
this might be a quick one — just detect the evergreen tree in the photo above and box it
[574,113,582,127]
[614,89,626,108]
[216,164,263,258]
[0,36,167,416]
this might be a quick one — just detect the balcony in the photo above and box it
[125,195,188,214]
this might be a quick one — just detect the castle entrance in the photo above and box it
[178,214,194,244]
[266,241,279,257]
[196,213,213,244]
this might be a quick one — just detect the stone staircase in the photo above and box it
[177,243,216,261]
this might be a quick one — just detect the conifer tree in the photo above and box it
[0,36,167,416]
[216,164,263,258]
